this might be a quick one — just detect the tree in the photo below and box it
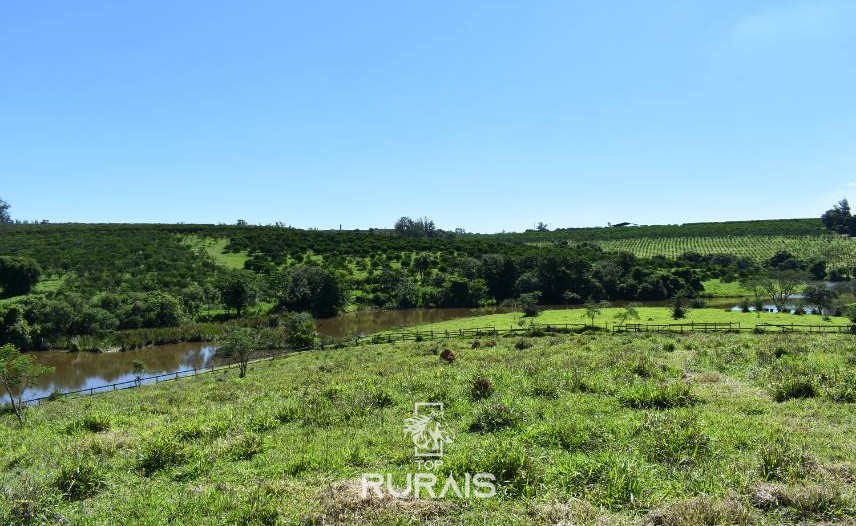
[438,274,488,307]
[0,305,32,348]
[671,294,687,319]
[803,285,837,315]
[371,268,418,308]
[0,197,10,223]
[180,283,205,317]
[412,253,436,282]
[218,271,258,317]
[273,264,346,318]
[614,303,640,326]
[584,300,609,327]
[201,282,220,316]
[534,251,597,304]
[759,270,807,312]
[0,256,42,296]
[821,199,853,235]
[285,312,318,350]
[132,360,147,387]
[394,216,438,238]
[480,254,516,301]
[740,276,767,318]
[518,292,541,318]
[217,328,257,378]
[0,343,54,425]
[535,221,549,232]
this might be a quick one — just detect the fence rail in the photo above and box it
[18,320,854,406]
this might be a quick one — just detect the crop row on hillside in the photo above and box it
[591,235,856,268]
[498,218,827,242]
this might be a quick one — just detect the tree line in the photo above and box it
[0,212,845,350]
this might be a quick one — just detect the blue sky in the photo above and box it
[1,1,855,232]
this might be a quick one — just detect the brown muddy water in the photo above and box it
[20,306,510,402]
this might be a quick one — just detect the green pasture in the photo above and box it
[2,332,853,524]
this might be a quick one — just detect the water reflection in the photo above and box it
[23,344,219,402]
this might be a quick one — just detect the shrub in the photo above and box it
[54,459,105,501]
[514,339,533,350]
[619,381,698,409]
[662,341,676,353]
[470,403,519,432]
[470,376,495,400]
[518,292,542,318]
[772,377,817,402]
[439,349,456,363]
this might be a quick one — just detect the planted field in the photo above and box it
[591,236,856,268]
[2,332,853,525]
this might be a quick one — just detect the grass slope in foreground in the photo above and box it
[2,332,854,525]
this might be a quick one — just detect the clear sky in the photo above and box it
[1,1,855,232]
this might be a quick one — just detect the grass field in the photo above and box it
[382,307,850,335]
[591,236,856,268]
[700,279,751,298]
[181,235,249,269]
[2,332,854,525]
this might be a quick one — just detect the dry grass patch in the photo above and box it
[647,496,754,526]
[528,499,599,526]
[310,480,453,524]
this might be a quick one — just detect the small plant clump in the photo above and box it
[619,381,699,409]
[439,349,456,362]
[470,375,495,400]
[514,339,533,350]
[470,402,519,432]
[54,458,106,501]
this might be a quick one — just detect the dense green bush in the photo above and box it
[0,256,41,295]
